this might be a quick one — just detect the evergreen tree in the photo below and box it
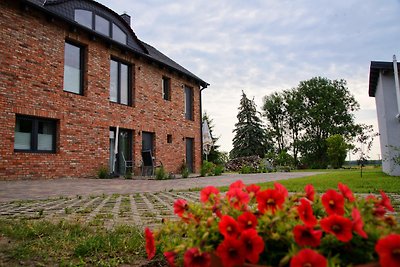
[231,91,268,158]
[202,112,222,164]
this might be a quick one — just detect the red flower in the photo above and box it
[320,214,353,242]
[375,234,400,267]
[293,225,322,247]
[173,199,188,217]
[338,183,355,202]
[305,184,315,202]
[164,251,176,267]
[200,186,220,204]
[219,215,240,238]
[216,237,245,267]
[237,211,258,231]
[274,182,288,198]
[297,198,318,227]
[246,184,261,197]
[229,180,245,190]
[351,208,367,238]
[240,229,265,264]
[183,247,211,267]
[321,189,345,215]
[145,227,156,260]
[380,190,394,212]
[290,249,327,267]
[256,188,285,214]
[227,188,249,210]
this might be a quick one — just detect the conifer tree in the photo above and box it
[231,91,268,158]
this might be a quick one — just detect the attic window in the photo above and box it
[112,24,127,44]
[74,9,92,28]
[74,9,127,45]
[95,15,110,36]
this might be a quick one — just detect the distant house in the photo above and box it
[0,0,208,179]
[369,60,400,176]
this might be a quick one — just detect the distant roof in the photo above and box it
[21,0,209,88]
[369,61,400,97]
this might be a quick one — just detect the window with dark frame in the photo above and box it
[162,76,171,101]
[184,85,194,120]
[110,59,131,105]
[74,9,127,45]
[63,41,84,94]
[14,116,57,153]
[167,134,172,144]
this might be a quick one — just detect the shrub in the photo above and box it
[213,165,224,176]
[225,155,262,172]
[155,166,167,180]
[97,166,109,179]
[200,161,215,177]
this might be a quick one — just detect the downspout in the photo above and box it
[393,55,400,120]
[200,85,207,164]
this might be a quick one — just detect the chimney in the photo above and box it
[120,13,131,26]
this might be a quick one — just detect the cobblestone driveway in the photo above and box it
[1,172,399,229]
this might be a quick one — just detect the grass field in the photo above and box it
[258,168,400,194]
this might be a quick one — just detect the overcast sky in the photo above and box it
[97,0,400,160]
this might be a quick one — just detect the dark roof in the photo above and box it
[369,61,400,97]
[21,0,208,88]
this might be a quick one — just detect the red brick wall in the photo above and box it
[0,1,202,180]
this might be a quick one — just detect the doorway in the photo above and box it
[109,127,132,176]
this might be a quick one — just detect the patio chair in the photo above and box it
[122,153,134,175]
[141,150,163,176]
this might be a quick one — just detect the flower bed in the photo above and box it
[145,180,400,267]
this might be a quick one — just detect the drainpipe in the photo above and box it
[393,55,400,121]
[200,85,207,164]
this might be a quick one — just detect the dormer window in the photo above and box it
[112,24,127,44]
[75,9,92,28]
[95,14,110,36]
[74,9,127,45]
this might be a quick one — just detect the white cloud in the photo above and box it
[96,0,400,159]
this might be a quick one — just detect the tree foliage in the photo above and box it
[326,134,348,169]
[231,91,269,159]
[262,77,362,168]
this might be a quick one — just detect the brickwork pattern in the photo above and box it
[0,0,202,180]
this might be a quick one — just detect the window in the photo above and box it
[63,41,84,94]
[167,134,172,144]
[110,59,131,105]
[74,9,127,45]
[112,23,127,44]
[74,9,92,28]
[95,15,110,36]
[162,77,171,101]
[14,116,57,153]
[184,86,194,120]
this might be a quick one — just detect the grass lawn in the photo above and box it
[257,168,400,194]
[0,219,150,266]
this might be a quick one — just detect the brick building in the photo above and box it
[0,0,208,180]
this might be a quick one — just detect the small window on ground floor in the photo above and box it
[14,115,57,153]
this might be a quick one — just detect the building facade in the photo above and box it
[0,0,208,180]
[369,60,400,176]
